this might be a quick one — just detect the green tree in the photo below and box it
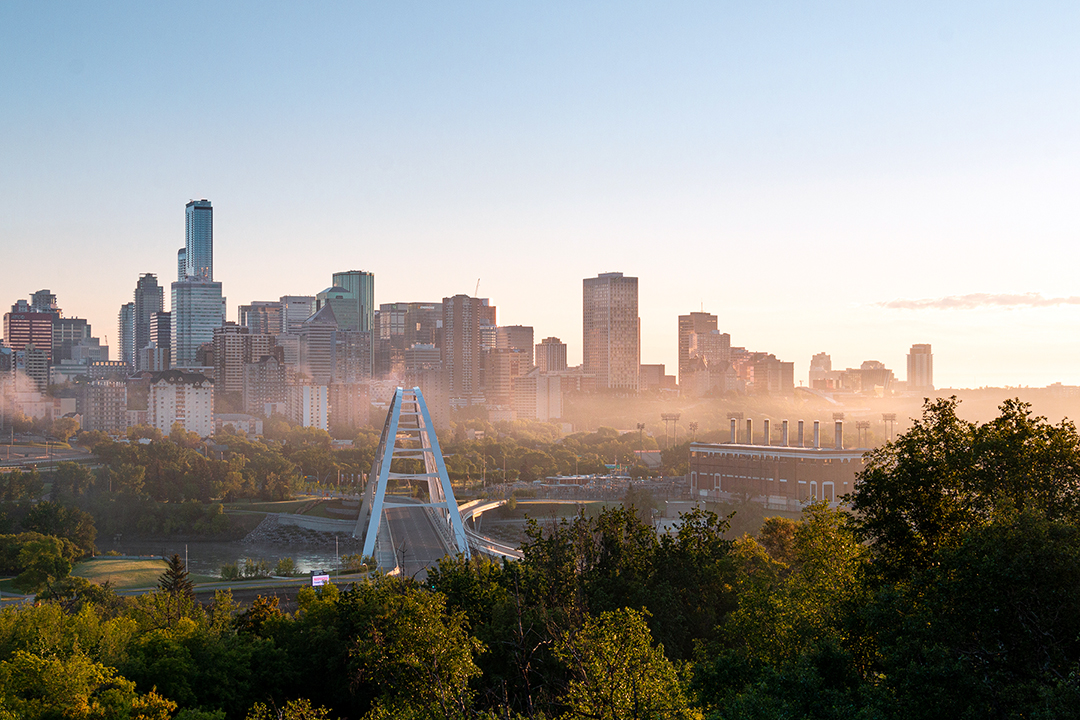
[246,699,335,719]
[13,535,72,593]
[348,578,483,719]
[0,649,176,720]
[556,608,698,720]
[159,553,195,599]
[22,501,97,555]
[865,512,1080,720]
[851,397,1080,577]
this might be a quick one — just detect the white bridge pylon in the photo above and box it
[356,387,471,561]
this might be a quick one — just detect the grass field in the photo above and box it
[223,498,314,514]
[72,557,168,589]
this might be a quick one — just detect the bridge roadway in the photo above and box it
[382,496,448,579]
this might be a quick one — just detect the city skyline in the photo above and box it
[3,4,1080,388]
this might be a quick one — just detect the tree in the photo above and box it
[246,699,335,719]
[850,397,1080,577]
[13,535,72,593]
[159,553,195,598]
[865,512,1080,720]
[348,577,483,719]
[556,608,698,720]
[22,501,96,555]
[49,461,96,501]
[0,649,176,720]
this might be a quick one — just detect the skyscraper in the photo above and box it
[280,296,316,333]
[583,272,640,392]
[172,199,224,368]
[331,270,375,332]
[907,344,934,393]
[118,302,135,369]
[185,199,213,281]
[442,294,484,405]
[678,312,718,384]
[134,274,164,370]
[171,281,225,368]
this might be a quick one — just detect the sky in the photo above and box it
[2,2,1079,389]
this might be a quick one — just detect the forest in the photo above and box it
[4,397,1080,719]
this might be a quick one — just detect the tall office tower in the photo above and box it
[239,301,283,335]
[52,317,91,363]
[374,301,443,378]
[171,280,225,368]
[331,270,375,332]
[280,295,316,333]
[30,290,60,316]
[907,344,934,393]
[3,307,55,366]
[150,312,171,353]
[298,303,339,385]
[177,248,187,281]
[496,325,535,364]
[535,337,568,373]
[185,199,214,281]
[442,294,484,405]
[678,312,718,385]
[583,272,640,392]
[315,285,353,329]
[133,274,164,370]
[118,302,135,369]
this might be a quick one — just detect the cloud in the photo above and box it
[878,293,1080,310]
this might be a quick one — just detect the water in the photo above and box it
[99,539,348,578]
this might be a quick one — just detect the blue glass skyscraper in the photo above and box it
[185,199,213,281]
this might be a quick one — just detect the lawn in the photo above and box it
[72,557,168,590]
[223,498,315,514]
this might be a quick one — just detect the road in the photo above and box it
[384,498,448,579]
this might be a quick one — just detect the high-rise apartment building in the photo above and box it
[184,199,214,281]
[149,369,214,437]
[688,330,730,369]
[171,281,225,368]
[212,323,275,400]
[442,294,485,405]
[177,248,187,281]
[535,337,568,373]
[134,274,164,370]
[583,272,640,392]
[678,312,718,385]
[118,302,135,369]
[907,344,934,393]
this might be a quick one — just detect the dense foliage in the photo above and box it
[5,398,1080,718]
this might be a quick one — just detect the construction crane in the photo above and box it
[474,278,480,297]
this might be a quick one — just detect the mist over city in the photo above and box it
[3,4,1080,720]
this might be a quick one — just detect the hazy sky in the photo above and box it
[3,2,1079,388]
